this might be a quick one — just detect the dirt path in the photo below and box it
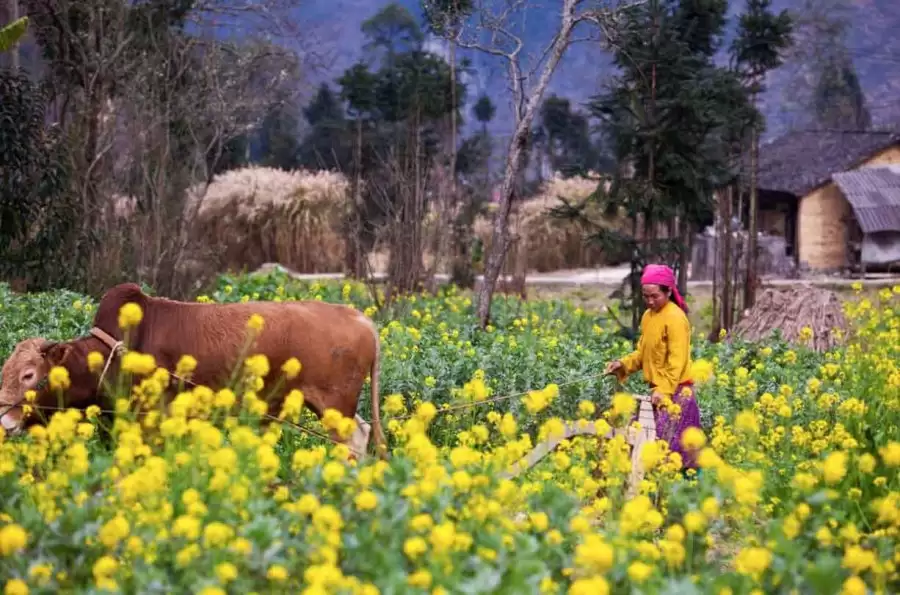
[255,263,900,289]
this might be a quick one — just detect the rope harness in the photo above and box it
[89,327,127,390]
[89,327,198,390]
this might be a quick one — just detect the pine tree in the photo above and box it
[557,0,754,333]
[536,95,599,178]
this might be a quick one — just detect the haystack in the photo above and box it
[732,286,849,352]
[189,166,351,274]
[475,173,626,273]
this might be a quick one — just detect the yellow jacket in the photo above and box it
[616,301,693,397]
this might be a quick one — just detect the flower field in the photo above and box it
[0,273,898,595]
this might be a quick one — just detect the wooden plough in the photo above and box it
[499,394,656,497]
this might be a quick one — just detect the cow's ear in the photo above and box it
[40,342,73,367]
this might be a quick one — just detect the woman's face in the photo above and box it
[641,283,670,312]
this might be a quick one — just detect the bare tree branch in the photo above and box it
[433,0,646,327]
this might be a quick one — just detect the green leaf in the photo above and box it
[804,554,842,593]
[0,16,29,53]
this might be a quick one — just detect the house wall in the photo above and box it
[798,184,851,270]
[797,145,900,271]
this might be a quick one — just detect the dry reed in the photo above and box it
[189,166,351,274]
[475,173,626,274]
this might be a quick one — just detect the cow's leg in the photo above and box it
[323,415,370,461]
[299,385,369,460]
[347,415,371,458]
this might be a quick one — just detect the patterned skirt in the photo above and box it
[654,383,702,470]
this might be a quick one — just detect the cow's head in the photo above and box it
[1,338,53,432]
[0,336,98,434]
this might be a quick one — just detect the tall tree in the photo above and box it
[336,64,380,278]
[450,93,495,288]
[536,94,599,178]
[731,0,794,310]
[362,1,424,60]
[422,1,475,287]
[298,83,352,172]
[329,3,465,295]
[473,93,495,135]
[558,0,753,333]
[0,69,75,290]
[258,98,302,171]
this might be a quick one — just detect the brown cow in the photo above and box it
[0,338,47,432]
[0,283,386,457]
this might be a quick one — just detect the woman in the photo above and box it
[604,264,702,475]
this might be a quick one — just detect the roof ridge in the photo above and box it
[780,128,898,136]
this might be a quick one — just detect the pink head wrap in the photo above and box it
[641,264,688,313]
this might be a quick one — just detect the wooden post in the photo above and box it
[500,395,658,499]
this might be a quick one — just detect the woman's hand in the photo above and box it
[650,390,665,406]
[604,360,623,375]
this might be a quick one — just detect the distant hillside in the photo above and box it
[5,0,897,145]
[763,0,900,134]
[299,0,900,145]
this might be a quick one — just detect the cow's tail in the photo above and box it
[369,321,388,459]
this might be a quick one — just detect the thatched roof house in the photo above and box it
[753,129,900,273]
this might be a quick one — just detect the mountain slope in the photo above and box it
[301,0,900,144]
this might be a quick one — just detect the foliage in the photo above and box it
[534,95,611,178]
[254,96,304,172]
[730,0,794,95]
[0,274,899,594]
[0,70,79,291]
[298,84,354,173]
[472,94,496,130]
[421,0,475,37]
[561,0,753,332]
[0,16,28,53]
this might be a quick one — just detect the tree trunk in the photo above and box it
[722,184,734,331]
[630,215,640,332]
[744,123,759,310]
[474,0,578,328]
[450,199,476,288]
[709,190,721,340]
[79,88,104,240]
[449,35,458,195]
[386,110,426,300]
[345,116,366,278]
[476,133,524,326]
[678,214,689,297]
